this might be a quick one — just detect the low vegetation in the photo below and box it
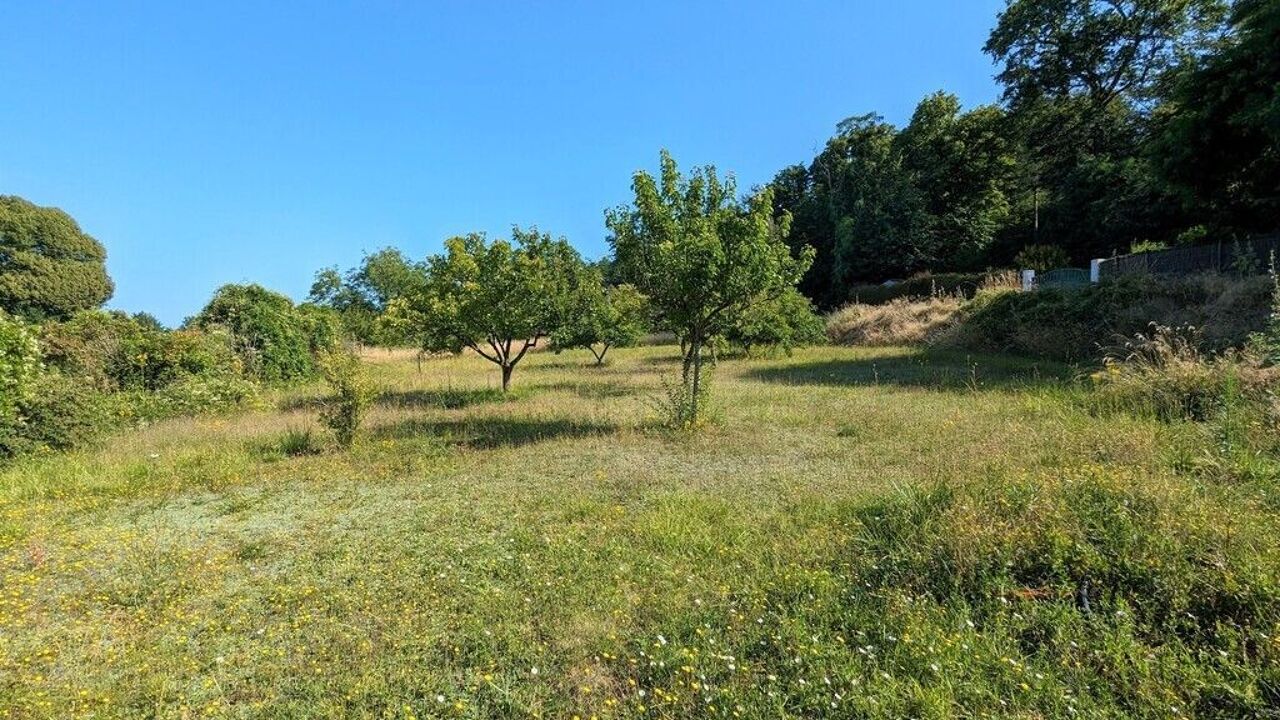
[3,343,1278,717]
[829,273,1273,363]
[826,295,964,347]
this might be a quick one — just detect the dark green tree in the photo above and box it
[1153,0,1280,235]
[0,196,114,321]
[309,248,427,345]
[985,0,1227,112]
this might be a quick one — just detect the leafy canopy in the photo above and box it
[985,0,1227,111]
[0,195,114,321]
[552,282,649,365]
[608,150,812,425]
[190,283,325,382]
[608,150,812,346]
[391,227,592,390]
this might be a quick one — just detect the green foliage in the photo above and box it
[308,248,428,345]
[1014,243,1070,271]
[1129,239,1169,254]
[948,274,1272,361]
[985,0,1227,110]
[392,228,592,391]
[2,371,107,457]
[1153,0,1280,236]
[317,349,375,449]
[608,150,812,424]
[0,311,41,452]
[724,287,825,355]
[39,310,243,392]
[0,196,115,321]
[113,372,262,425]
[295,303,344,356]
[191,283,319,382]
[552,281,649,364]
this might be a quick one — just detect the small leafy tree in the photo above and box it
[552,281,649,365]
[607,150,813,426]
[318,348,375,449]
[392,228,591,391]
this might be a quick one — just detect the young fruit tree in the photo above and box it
[606,150,813,425]
[551,281,649,365]
[388,228,593,391]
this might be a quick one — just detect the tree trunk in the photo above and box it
[501,363,513,392]
[689,338,703,423]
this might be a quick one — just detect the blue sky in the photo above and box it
[1,1,1005,326]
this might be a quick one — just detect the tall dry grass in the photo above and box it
[825,295,964,346]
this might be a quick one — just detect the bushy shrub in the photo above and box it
[5,372,108,455]
[190,284,319,382]
[296,303,344,356]
[113,372,262,424]
[0,311,41,453]
[826,296,964,346]
[726,288,825,355]
[317,349,375,448]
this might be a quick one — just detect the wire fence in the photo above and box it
[1098,234,1280,279]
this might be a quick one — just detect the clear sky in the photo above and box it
[1,1,1005,326]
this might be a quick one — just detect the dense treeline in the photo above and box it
[773,0,1279,308]
[0,197,346,457]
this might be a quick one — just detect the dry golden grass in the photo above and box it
[825,296,964,346]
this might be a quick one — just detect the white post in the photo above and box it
[1089,258,1102,283]
[1021,269,1036,290]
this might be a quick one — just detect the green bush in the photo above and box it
[3,371,107,456]
[317,349,375,448]
[725,288,825,355]
[190,284,319,382]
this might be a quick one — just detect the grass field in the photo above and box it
[2,344,1277,718]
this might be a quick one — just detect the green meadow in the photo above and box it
[4,344,1275,718]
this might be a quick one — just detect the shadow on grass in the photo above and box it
[281,387,510,413]
[370,417,618,449]
[376,387,510,410]
[532,380,640,400]
[745,349,1072,391]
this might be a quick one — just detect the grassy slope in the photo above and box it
[0,345,1275,718]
